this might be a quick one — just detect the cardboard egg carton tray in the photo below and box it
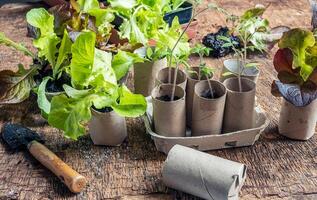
[143,98,270,154]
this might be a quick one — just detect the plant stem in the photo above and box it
[169,7,210,100]
[206,74,214,99]
[170,62,179,101]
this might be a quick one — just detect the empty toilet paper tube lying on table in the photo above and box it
[162,145,247,200]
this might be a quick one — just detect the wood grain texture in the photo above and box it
[0,0,316,199]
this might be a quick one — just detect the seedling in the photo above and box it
[218,5,270,92]
[190,44,215,98]
[160,0,219,101]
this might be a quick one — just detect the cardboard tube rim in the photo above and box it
[223,59,260,77]
[156,68,187,85]
[151,84,186,104]
[223,77,256,94]
[194,80,227,101]
[91,107,115,116]
[186,66,214,81]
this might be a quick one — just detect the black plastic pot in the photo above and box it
[164,1,193,26]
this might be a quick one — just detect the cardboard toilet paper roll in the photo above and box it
[191,80,226,136]
[162,145,247,200]
[134,58,167,96]
[186,67,213,128]
[156,67,187,90]
[89,109,127,146]
[151,84,186,137]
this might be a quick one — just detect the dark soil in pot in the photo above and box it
[156,95,180,102]
[200,88,220,99]
[92,106,113,113]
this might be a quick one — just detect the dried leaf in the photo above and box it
[0,67,38,104]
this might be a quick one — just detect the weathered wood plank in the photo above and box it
[0,0,316,199]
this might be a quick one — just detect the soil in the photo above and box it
[156,95,180,102]
[93,106,113,113]
[201,89,220,99]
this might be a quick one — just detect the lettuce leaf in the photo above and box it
[37,77,51,118]
[70,31,96,87]
[0,32,34,57]
[48,93,93,140]
[279,28,316,81]
[0,65,38,104]
[54,30,72,77]
[77,0,99,12]
[26,8,61,67]
[155,17,190,58]
[111,85,147,117]
[112,50,143,80]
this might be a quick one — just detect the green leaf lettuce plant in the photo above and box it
[0,7,147,140]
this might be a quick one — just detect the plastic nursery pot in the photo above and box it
[134,57,167,97]
[191,80,227,136]
[278,98,317,140]
[156,67,187,90]
[186,67,213,128]
[164,1,193,26]
[88,108,127,146]
[220,59,260,83]
[151,84,186,137]
[162,145,247,200]
[222,77,256,133]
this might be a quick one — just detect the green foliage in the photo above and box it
[26,8,61,67]
[0,32,34,57]
[112,50,143,80]
[37,77,51,118]
[189,44,214,80]
[47,30,146,140]
[278,28,316,81]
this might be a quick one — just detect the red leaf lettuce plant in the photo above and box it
[272,28,317,107]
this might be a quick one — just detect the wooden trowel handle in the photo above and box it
[28,141,87,193]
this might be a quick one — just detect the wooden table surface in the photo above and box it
[0,1,316,199]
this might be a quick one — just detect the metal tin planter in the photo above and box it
[89,109,127,146]
[186,67,213,128]
[151,84,186,137]
[134,57,167,96]
[278,98,317,140]
[222,77,256,133]
[191,80,227,136]
[220,59,260,83]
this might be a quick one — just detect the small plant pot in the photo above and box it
[162,145,247,200]
[220,59,260,83]
[223,77,256,133]
[164,1,193,25]
[134,57,167,96]
[185,67,213,128]
[278,99,317,140]
[88,108,127,146]
[191,80,227,136]
[151,84,186,137]
[156,67,187,90]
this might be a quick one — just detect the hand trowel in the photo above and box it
[1,123,87,193]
